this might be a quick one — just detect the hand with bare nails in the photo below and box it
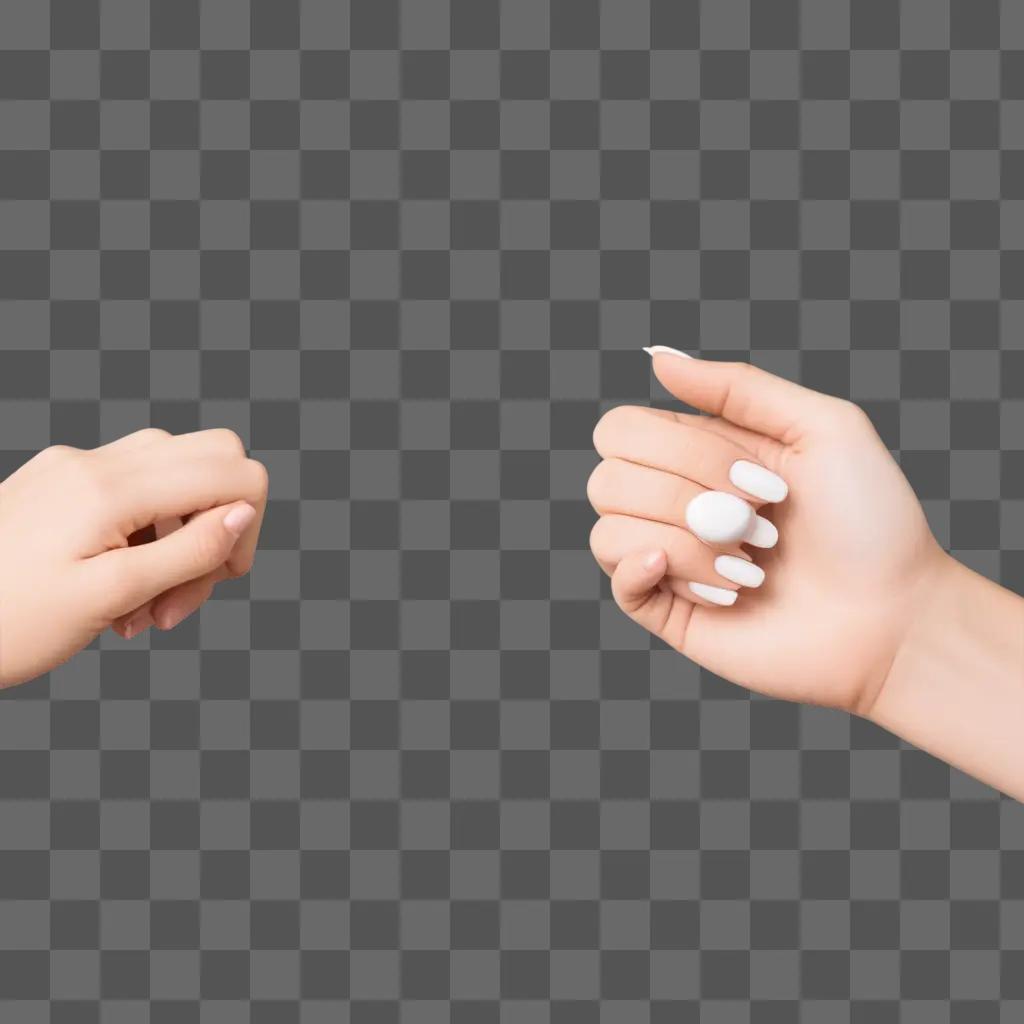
[0,428,268,689]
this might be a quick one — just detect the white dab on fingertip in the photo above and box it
[744,515,779,549]
[729,459,789,503]
[688,581,738,606]
[714,554,765,588]
[685,490,754,545]
[642,345,694,360]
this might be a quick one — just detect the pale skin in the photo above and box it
[0,427,268,689]
[590,350,1024,802]
[1,381,1022,804]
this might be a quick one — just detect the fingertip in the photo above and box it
[643,345,695,361]
[154,604,186,631]
[122,608,153,640]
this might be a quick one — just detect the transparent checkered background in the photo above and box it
[1,0,1023,1019]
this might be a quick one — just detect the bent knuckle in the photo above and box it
[585,461,610,508]
[589,516,614,560]
[190,528,228,570]
[136,427,171,445]
[831,398,870,429]
[246,457,270,497]
[92,558,137,615]
[730,360,764,390]
[44,443,76,458]
[670,475,697,516]
[35,444,77,468]
[207,428,247,457]
[592,405,639,453]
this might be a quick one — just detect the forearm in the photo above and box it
[866,554,1024,802]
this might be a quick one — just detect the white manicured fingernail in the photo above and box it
[729,459,789,503]
[684,490,755,545]
[744,515,778,548]
[642,345,694,359]
[714,554,765,588]
[688,581,738,606]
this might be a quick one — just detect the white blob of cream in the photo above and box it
[684,490,755,545]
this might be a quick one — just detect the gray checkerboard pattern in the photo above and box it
[0,0,1023,1019]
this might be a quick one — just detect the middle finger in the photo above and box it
[588,457,778,548]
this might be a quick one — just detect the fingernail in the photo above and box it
[744,515,779,549]
[124,614,147,640]
[642,549,665,570]
[684,490,755,545]
[642,345,694,360]
[714,554,765,588]
[160,605,187,630]
[729,459,789,503]
[223,503,256,537]
[688,581,738,606]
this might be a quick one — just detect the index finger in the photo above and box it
[141,430,268,577]
[644,347,826,444]
[593,405,788,505]
[104,450,268,548]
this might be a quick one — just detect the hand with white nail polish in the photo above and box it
[0,429,269,689]
[600,352,1024,805]
[590,348,953,719]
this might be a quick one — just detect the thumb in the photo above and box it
[87,501,257,621]
[644,346,836,443]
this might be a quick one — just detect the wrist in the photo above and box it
[860,551,1024,801]
[858,550,959,722]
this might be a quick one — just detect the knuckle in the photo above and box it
[586,458,626,511]
[93,557,137,615]
[671,475,696,515]
[136,427,171,445]
[832,398,870,428]
[729,360,758,382]
[36,444,76,466]
[591,413,611,452]
[246,457,270,497]
[191,527,228,570]
[208,428,247,457]
[592,404,638,453]
[585,461,607,508]
[589,516,612,559]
